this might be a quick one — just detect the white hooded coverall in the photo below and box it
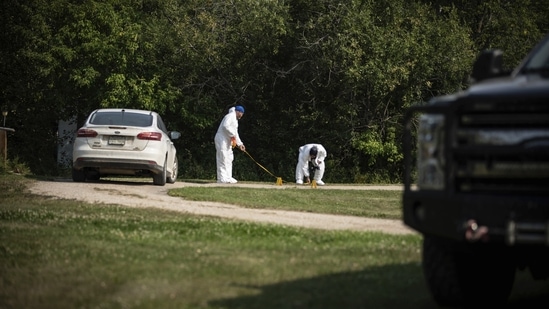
[295,143,327,183]
[214,107,243,183]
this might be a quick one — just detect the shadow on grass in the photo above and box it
[210,263,436,309]
[209,263,549,309]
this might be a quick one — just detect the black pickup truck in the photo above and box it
[402,33,549,307]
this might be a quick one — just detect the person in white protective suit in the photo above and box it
[295,143,327,185]
[214,105,246,183]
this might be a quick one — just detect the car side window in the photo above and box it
[156,115,168,134]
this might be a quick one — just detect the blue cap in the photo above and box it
[235,105,245,113]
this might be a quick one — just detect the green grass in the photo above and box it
[1,174,547,308]
[169,187,403,219]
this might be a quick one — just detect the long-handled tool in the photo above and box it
[241,149,284,185]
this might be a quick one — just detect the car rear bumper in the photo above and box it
[73,157,163,174]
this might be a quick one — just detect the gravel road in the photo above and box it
[29,179,417,235]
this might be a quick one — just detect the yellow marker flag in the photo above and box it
[311,180,317,188]
[276,177,282,186]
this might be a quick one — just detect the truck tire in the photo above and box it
[422,235,515,307]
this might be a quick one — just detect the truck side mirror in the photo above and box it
[470,49,505,83]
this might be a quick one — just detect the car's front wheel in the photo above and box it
[153,158,167,186]
[167,157,178,184]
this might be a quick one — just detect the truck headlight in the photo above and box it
[417,114,445,190]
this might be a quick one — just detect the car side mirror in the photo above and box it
[470,49,508,83]
[169,131,181,140]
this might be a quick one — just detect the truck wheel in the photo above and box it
[422,235,515,307]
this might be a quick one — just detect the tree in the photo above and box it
[432,0,549,67]
[2,0,548,182]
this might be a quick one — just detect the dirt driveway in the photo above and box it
[29,179,416,235]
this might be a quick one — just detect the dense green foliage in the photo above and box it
[2,0,548,182]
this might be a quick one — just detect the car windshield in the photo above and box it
[89,111,153,127]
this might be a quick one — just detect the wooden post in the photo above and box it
[0,128,15,169]
[0,130,6,169]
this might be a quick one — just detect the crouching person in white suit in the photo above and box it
[295,143,327,185]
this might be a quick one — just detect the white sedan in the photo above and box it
[72,108,181,186]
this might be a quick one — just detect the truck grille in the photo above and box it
[452,100,549,194]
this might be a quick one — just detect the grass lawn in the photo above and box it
[168,186,403,219]
[1,174,547,308]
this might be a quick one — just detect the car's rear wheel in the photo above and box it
[153,157,167,186]
[167,157,178,184]
[72,168,86,182]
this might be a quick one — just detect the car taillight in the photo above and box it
[77,129,98,137]
[137,132,162,141]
